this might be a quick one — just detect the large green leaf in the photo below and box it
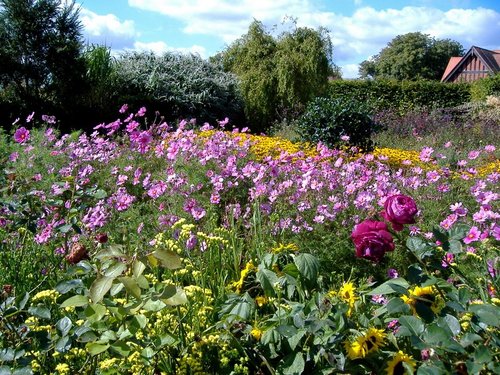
[86,343,110,356]
[56,317,73,337]
[89,276,113,303]
[118,276,141,299]
[278,352,305,375]
[60,294,89,308]
[294,253,319,283]
[397,315,425,337]
[256,268,279,296]
[151,249,182,269]
[367,278,409,295]
[162,287,187,306]
[469,304,500,327]
[104,261,127,278]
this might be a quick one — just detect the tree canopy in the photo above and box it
[217,19,337,132]
[359,32,464,81]
[0,0,86,124]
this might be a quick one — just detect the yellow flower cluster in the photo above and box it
[372,147,428,169]
[178,333,249,374]
[32,289,60,304]
[271,242,299,254]
[231,261,257,294]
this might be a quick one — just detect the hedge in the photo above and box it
[328,79,471,113]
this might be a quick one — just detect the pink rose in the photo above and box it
[382,194,418,231]
[351,220,395,262]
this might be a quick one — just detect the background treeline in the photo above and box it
[0,0,499,135]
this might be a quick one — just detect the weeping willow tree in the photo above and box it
[217,19,337,133]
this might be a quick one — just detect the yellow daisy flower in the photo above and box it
[338,281,358,316]
[386,351,417,375]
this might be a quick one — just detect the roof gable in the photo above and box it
[441,46,500,82]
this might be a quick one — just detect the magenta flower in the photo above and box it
[351,220,395,262]
[14,127,30,143]
[381,194,418,231]
[463,226,481,244]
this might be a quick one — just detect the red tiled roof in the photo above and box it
[441,57,462,82]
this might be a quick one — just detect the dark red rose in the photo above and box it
[381,194,418,231]
[95,232,108,243]
[351,220,395,262]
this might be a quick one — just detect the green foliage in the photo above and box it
[328,79,471,113]
[0,0,86,129]
[113,51,244,125]
[219,19,334,132]
[470,73,500,101]
[296,97,376,151]
[360,32,464,81]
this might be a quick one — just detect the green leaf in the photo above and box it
[55,336,72,353]
[110,341,131,357]
[104,261,127,278]
[397,315,425,337]
[133,260,146,278]
[27,306,51,320]
[118,276,141,299]
[442,314,461,336]
[368,278,409,295]
[287,329,306,351]
[56,317,73,337]
[89,276,113,303]
[449,223,469,240]
[56,279,84,294]
[256,268,279,296]
[151,249,182,269]
[386,297,410,315]
[85,304,107,323]
[95,245,125,260]
[141,347,155,359]
[131,315,148,329]
[469,304,500,327]
[162,287,187,306]
[474,345,492,364]
[60,295,89,308]
[86,342,110,356]
[448,240,462,254]
[460,333,482,347]
[93,189,107,199]
[279,352,305,375]
[282,263,300,279]
[423,324,448,345]
[294,253,319,283]
[277,325,298,338]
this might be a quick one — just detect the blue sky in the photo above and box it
[77,0,500,78]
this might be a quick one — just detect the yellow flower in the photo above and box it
[32,289,60,303]
[338,282,358,316]
[55,363,70,375]
[271,243,299,254]
[386,351,417,375]
[344,328,387,359]
[250,327,263,341]
[231,261,256,293]
[255,296,268,307]
[402,285,443,316]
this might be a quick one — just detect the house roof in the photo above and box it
[441,57,462,82]
[441,46,500,82]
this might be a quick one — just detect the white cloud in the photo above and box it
[133,41,207,57]
[340,64,360,79]
[79,8,137,49]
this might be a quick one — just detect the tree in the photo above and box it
[218,19,335,132]
[359,32,463,81]
[0,0,86,126]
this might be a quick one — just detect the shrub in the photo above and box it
[113,51,245,125]
[296,97,377,151]
[470,73,500,101]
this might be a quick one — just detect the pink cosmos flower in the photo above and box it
[419,147,434,162]
[14,127,30,143]
[467,150,480,160]
[441,252,454,268]
[485,145,496,153]
[463,226,481,244]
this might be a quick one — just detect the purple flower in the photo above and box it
[487,258,498,279]
[441,253,454,268]
[388,268,399,278]
[351,220,395,262]
[14,127,30,143]
[381,194,418,231]
[463,226,481,244]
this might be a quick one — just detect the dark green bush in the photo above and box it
[328,79,471,113]
[297,97,376,151]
